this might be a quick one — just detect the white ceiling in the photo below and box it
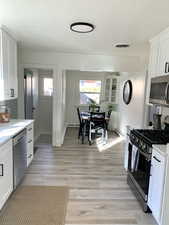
[1,0,169,56]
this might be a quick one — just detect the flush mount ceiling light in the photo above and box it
[70,22,95,33]
[115,43,130,48]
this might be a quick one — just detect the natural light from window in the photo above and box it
[44,78,53,96]
[79,80,101,104]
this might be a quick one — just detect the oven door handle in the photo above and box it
[153,156,161,163]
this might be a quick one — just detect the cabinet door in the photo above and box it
[111,78,117,103]
[104,77,118,103]
[104,78,111,101]
[1,30,10,99]
[0,140,13,210]
[148,150,165,224]
[159,37,169,75]
[1,29,18,100]
[8,36,18,98]
[149,40,160,77]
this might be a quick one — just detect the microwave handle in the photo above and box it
[165,82,169,103]
[165,62,169,73]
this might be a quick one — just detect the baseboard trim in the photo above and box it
[67,124,79,127]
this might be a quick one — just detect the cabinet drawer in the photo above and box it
[27,141,33,167]
[27,123,34,140]
[152,150,165,164]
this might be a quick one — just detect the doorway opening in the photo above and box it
[24,68,53,146]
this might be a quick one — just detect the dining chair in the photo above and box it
[88,112,107,145]
[77,107,83,139]
[106,110,112,130]
[77,107,90,144]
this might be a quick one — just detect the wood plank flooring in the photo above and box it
[22,128,157,225]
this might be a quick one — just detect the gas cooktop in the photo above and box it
[131,129,169,145]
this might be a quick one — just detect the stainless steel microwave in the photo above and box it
[149,75,169,106]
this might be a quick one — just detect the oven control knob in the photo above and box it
[148,148,152,154]
[142,144,146,150]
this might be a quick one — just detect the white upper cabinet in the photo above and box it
[0,28,18,100]
[158,33,169,76]
[104,76,119,103]
[149,28,169,78]
[149,37,160,77]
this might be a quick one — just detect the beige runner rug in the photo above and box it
[0,186,69,225]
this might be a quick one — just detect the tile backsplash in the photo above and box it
[0,99,18,119]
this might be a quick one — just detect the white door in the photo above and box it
[39,74,53,135]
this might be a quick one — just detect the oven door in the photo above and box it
[150,76,169,106]
[128,143,151,201]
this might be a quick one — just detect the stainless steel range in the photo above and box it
[127,129,169,212]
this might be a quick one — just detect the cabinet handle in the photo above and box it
[10,88,14,97]
[28,128,32,131]
[153,156,161,163]
[28,154,32,158]
[165,62,167,73]
[167,62,169,73]
[28,140,32,144]
[0,164,4,176]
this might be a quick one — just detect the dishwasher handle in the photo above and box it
[13,129,26,146]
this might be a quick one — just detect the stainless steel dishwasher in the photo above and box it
[13,129,27,189]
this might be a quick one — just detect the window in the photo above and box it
[43,78,53,96]
[79,80,101,104]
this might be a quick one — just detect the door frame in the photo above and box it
[19,63,56,145]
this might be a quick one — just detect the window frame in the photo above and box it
[79,80,102,105]
[39,75,53,97]
[43,77,53,96]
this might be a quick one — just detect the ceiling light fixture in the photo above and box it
[70,22,95,33]
[115,43,130,48]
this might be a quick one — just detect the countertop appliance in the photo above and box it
[150,75,169,106]
[153,113,162,130]
[13,129,27,189]
[127,129,169,212]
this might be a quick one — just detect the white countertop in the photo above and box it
[0,119,34,147]
[153,144,169,156]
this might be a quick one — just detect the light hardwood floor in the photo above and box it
[22,128,157,225]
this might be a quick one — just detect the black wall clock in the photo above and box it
[123,80,132,105]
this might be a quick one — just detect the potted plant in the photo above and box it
[89,103,98,112]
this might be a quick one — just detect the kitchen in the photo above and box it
[1,1,169,225]
[122,26,169,225]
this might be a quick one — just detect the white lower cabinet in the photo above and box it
[148,149,166,224]
[26,123,34,167]
[0,140,13,210]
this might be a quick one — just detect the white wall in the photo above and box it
[18,49,148,146]
[65,70,106,125]
[117,72,147,135]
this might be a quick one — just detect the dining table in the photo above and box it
[80,111,109,144]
